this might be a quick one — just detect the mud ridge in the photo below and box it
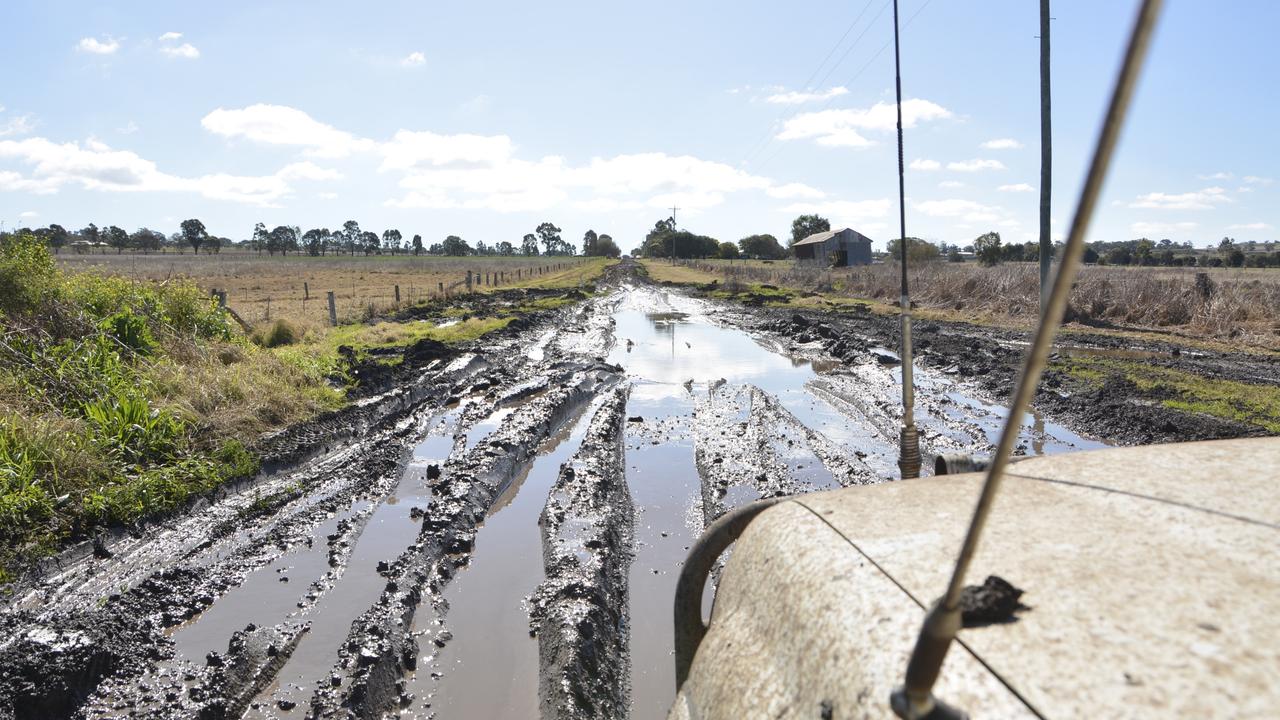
[304,361,623,718]
[528,386,633,720]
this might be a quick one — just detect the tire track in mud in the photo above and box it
[529,386,633,720]
[301,362,623,718]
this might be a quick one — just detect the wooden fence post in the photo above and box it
[466,270,472,292]
[394,285,401,304]
[438,282,444,296]
[327,291,337,326]
[304,281,309,300]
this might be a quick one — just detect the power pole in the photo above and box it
[669,205,680,265]
[1039,0,1053,312]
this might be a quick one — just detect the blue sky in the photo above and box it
[1,0,1275,251]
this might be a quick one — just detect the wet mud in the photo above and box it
[1,258,1264,720]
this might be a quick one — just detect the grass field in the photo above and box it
[58,253,600,328]
[644,259,1280,350]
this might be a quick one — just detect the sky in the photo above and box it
[0,0,1276,252]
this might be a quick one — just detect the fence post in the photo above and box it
[265,297,271,321]
[438,282,444,296]
[395,285,401,304]
[304,281,309,300]
[466,270,473,292]
[327,291,337,326]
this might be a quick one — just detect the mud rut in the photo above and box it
[0,267,1105,720]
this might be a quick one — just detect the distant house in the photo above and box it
[793,228,873,267]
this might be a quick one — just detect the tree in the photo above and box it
[104,225,129,254]
[341,220,361,255]
[360,230,380,255]
[442,235,471,256]
[521,233,540,256]
[582,229,598,256]
[80,223,100,247]
[536,222,563,256]
[1227,248,1246,267]
[974,231,1003,266]
[251,222,268,255]
[428,242,443,255]
[382,229,402,255]
[1134,238,1155,265]
[46,224,69,254]
[886,237,941,264]
[303,228,329,256]
[1083,246,1100,264]
[718,242,740,259]
[790,214,830,247]
[596,234,620,258]
[412,234,424,255]
[496,240,515,256]
[180,219,208,254]
[738,234,786,259]
[206,236,224,254]
[129,228,164,254]
[948,247,964,263]
[267,225,298,255]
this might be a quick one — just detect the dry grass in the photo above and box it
[57,252,597,328]
[671,259,1280,349]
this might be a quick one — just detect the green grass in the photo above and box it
[0,233,331,578]
[1054,356,1280,433]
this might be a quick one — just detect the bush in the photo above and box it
[251,318,301,348]
[0,233,57,315]
[100,310,157,355]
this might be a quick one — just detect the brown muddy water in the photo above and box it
[55,284,1108,720]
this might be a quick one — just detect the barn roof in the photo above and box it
[794,227,872,247]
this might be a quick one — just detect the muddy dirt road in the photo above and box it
[2,259,1237,720]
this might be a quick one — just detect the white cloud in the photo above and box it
[765,182,825,200]
[379,130,513,171]
[1243,175,1274,185]
[1197,171,1232,180]
[76,37,120,55]
[947,158,1005,172]
[0,136,336,206]
[764,86,849,104]
[998,183,1035,193]
[158,32,183,41]
[0,114,35,137]
[778,199,892,228]
[573,198,645,212]
[117,121,139,135]
[778,99,951,148]
[388,151,779,214]
[318,192,338,200]
[276,161,343,181]
[1226,222,1272,231]
[1130,221,1198,235]
[401,51,426,67]
[160,43,200,59]
[981,138,1023,150]
[1237,186,1253,193]
[916,198,1002,222]
[1128,186,1231,210]
[909,159,940,171]
[938,180,965,189]
[19,210,38,219]
[201,104,375,158]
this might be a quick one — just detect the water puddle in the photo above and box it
[245,424,450,714]
[404,398,602,717]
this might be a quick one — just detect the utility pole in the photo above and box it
[1039,0,1053,312]
[669,205,680,265]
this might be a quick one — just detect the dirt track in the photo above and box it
[1,259,1269,720]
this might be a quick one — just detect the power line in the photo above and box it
[739,0,882,167]
[751,0,937,173]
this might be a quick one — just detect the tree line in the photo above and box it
[4,219,623,259]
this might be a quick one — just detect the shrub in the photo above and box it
[100,310,157,355]
[0,233,57,315]
[251,318,301,348]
